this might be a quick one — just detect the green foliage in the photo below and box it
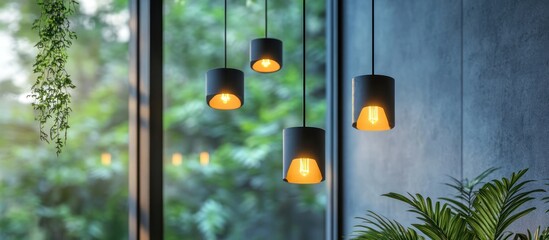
[467,170,542,240]
[353,169,548,240]
[1,0,129,238]
[30,0,78,155]
[442,167,499,216]
[195,200,228,240]
[513,226,549,240]
[1,0,326,239]
[544,180,549,213]
[384,193,474,240]
[162,0,326,239]
[353,211,424,240]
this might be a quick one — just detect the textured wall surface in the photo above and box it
[341,0,549,237]
[462,0,549,230]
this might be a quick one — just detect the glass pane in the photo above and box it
[0,0,129,239]
[163,0,326,239]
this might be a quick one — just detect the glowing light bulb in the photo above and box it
[101,153,112,166]
[200,152,209,166]
[261,59,271,68]
[172,153,183,166]
[221,94,231,104]
[356,106,390,130]
[368,106,378,124]
[299,158,310,176]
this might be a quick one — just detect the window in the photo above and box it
[163,0,327,239]
[0,1,129,238]
[0,0,329,239]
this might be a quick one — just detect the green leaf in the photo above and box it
[383,192,474,240]
[29,0,78,155]
[352,211,424,240]
[468,169,544,240]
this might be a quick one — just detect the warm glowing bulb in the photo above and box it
[285,158,322,184]
[172,153,183,166]
[356,106,390,131]
[252,58,280,72]
[101,153,112,166]
[221,94,231,104]
[200,152,209,166]
[368,106,378,124]
[299,158,310,176]
[261,59,271,68]
[209,93,241,110]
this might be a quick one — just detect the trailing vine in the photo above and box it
[30,0,78,155]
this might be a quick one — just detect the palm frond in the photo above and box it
[513,226,549,240]
[352,169,546,240]
[542,227,549,240]
[352,211,424,240]
[383,192,474,240]
[543,180,549,213]
[513,233,529,240]
[443,167,499,216]
[468,169,543,240]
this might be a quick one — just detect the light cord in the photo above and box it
[302,0,306,127]
[265,0,268,37]
[372,0,374,76]
[224,0,227,68]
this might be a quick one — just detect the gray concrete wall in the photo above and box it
[340,0,549,238]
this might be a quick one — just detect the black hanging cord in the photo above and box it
[302,0,306,127]
[371,0,374,76]
[224,0,227,68]
[265,0,268,38]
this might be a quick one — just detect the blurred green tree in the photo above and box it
[0,0,326,239]
[0,0,129,239]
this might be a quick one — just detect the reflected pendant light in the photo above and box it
[282,0,325,184]
[206,0,244,110]
[352,0,395,130]
[249,0,283,73]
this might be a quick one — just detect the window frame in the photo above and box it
[129,0,164,239]
[326,0,343,239]
[128,0,341,239]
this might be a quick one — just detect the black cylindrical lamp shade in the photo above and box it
[206,68,244,110]
[250,38,283,73]
[283,127,325,184]
[352,74,395,131]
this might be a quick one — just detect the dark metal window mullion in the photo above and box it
[326,0,343,239]
[129,0,163,239]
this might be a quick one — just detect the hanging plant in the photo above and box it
[30,0,78,155]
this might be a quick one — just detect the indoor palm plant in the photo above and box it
[352,168,549,240]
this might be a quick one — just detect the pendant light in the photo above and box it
[352,0,395,130]
[282,0,325,184]
[249,0,283,73]
[206,0,244,110]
